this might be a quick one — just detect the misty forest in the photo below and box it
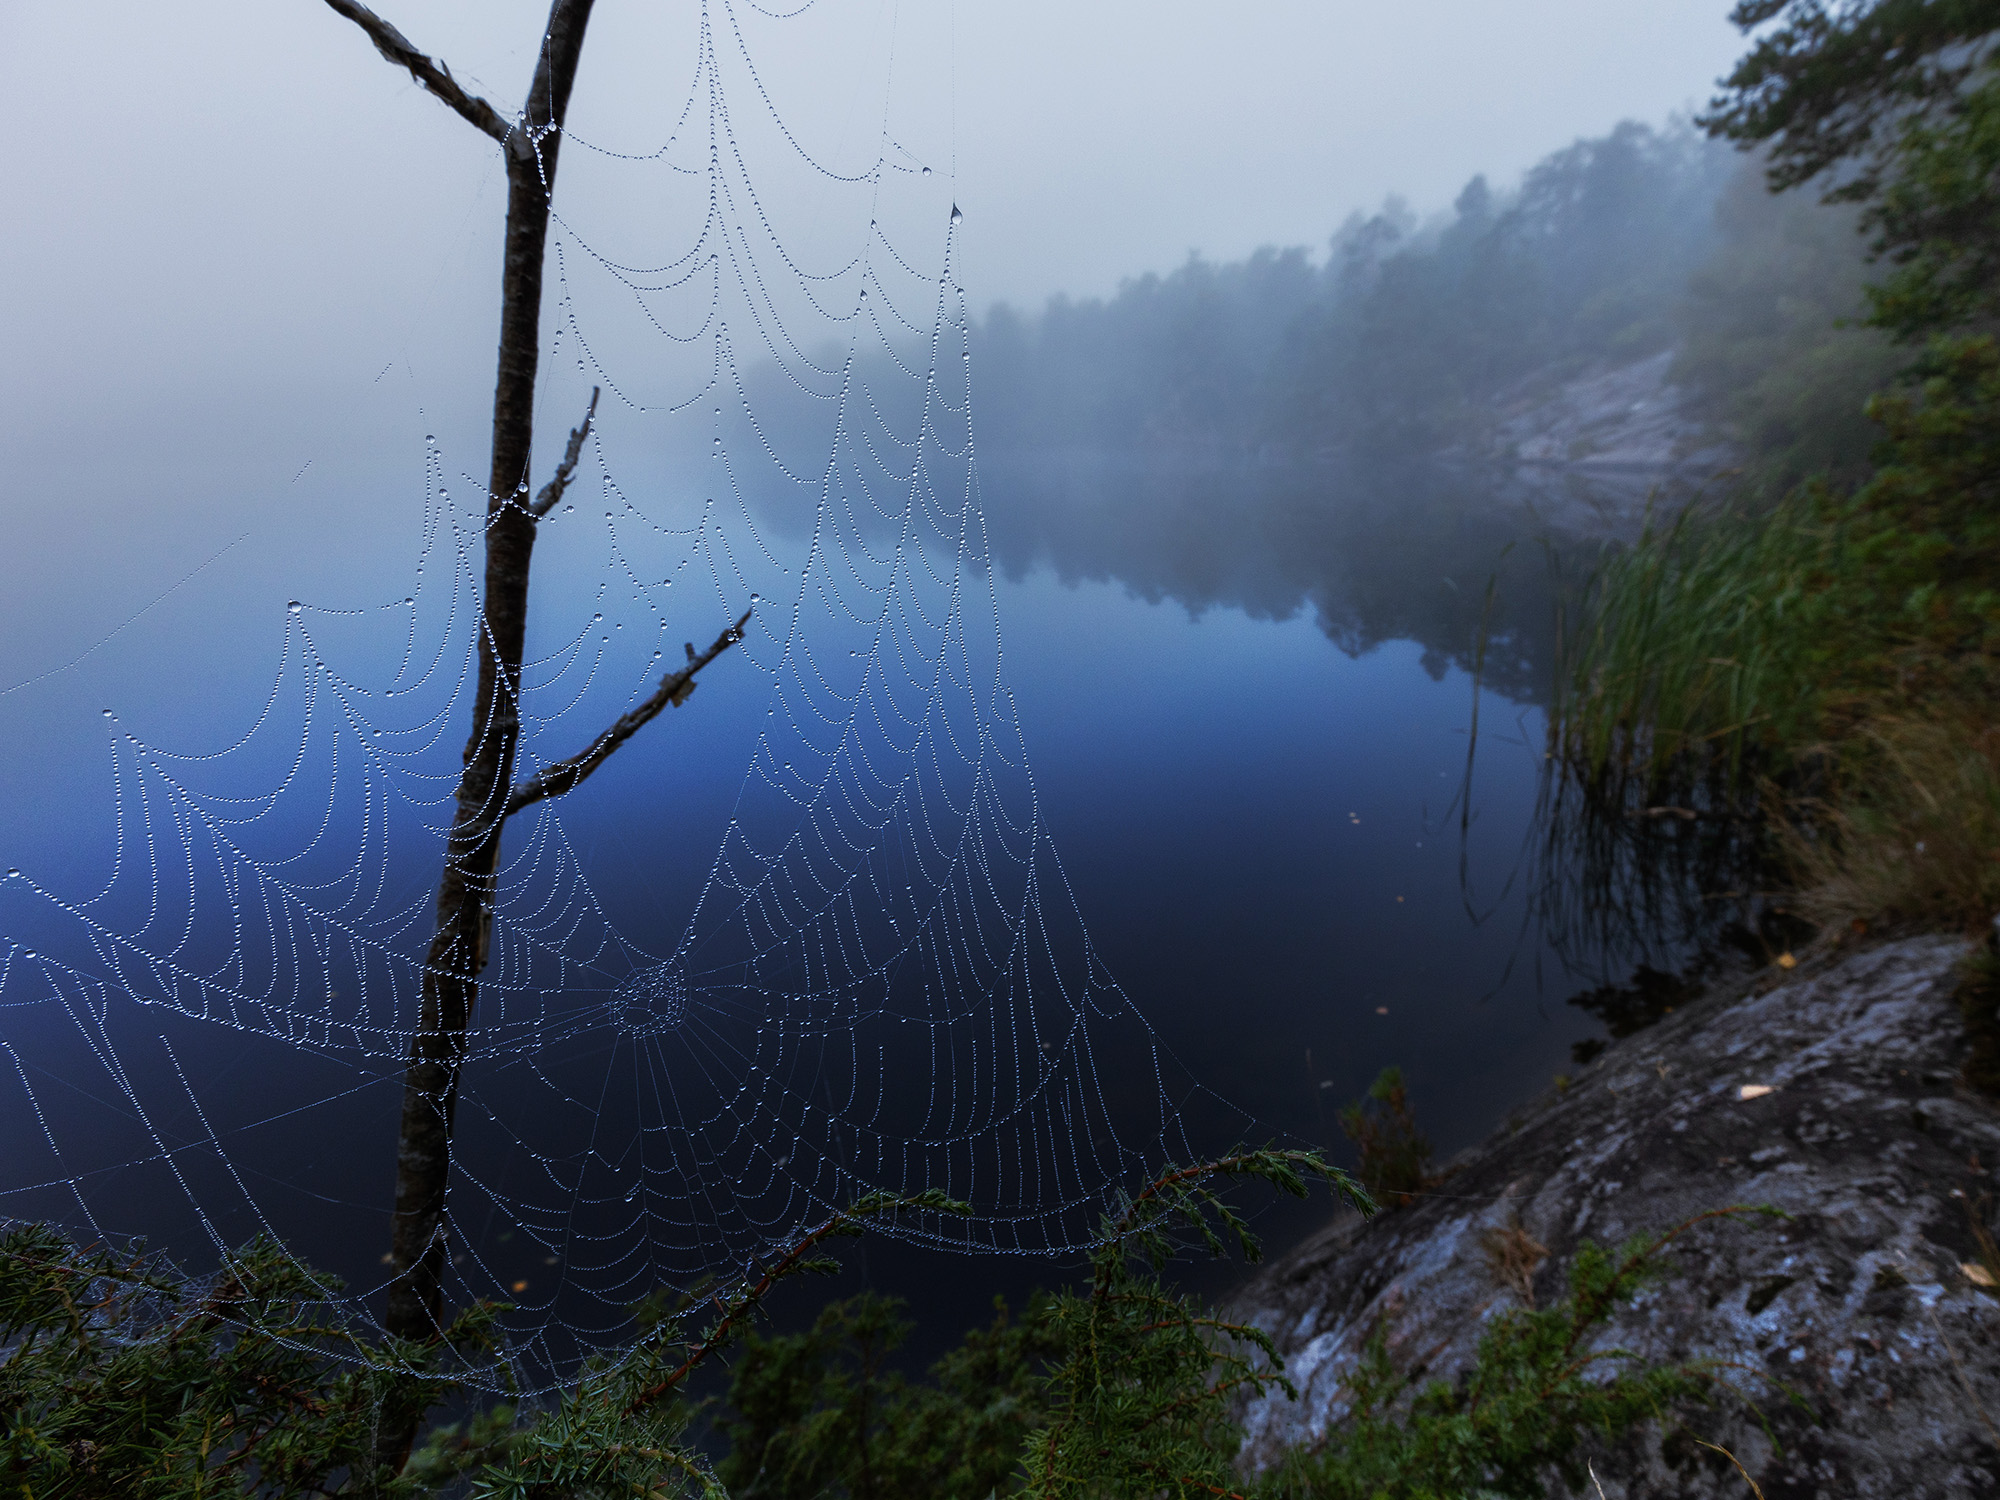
[5,1,2000,1496]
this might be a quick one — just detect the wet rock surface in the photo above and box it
[1232,934,2000,1497]
[1489,350,1732,479]
[1458,350,1737,540]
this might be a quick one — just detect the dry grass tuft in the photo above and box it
[1777,716,2000,933]
[1694,1437,1767,1499]
[1479,1218,1549,1308]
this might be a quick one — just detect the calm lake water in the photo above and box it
[0,442,1650,1366]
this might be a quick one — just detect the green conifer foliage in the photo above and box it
[1704,0,2000,200]
[1867,66,2000,341]
[0,1223,489,1498]
[714,1291,1060,1500]
[4,1176,1773,1498]
[1019,1150,1371,1500]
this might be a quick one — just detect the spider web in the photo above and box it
[0,0,1227,1386]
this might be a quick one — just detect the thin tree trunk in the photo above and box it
[321,13,751,1474]
[383,0,598,1347]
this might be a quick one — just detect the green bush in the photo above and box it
[0,1192,966,1499]
[0,1223,484,1498]
[1019,1150,1369,1500]
[715,1290,1059,1500]
[1336,1067,1434,1208]
[704,1163,1768,1500]
[3,1165,1771,1498]
[1261,1212,1771,1500]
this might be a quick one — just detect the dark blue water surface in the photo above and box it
[0,439,1631,1368]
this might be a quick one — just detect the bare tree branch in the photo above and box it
[319,0,517,149]
[527,387,599,518]
[506,609,753,817]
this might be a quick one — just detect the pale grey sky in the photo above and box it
[952,0,1747,303]
[8,2,1746,324]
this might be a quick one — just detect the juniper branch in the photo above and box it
[622,1190,961,1415]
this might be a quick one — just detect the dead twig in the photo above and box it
[319,0,520,151]
[528,388,599,518]
[506,610,753,816]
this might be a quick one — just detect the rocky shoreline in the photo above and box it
[1231,933,2000,1497]
[1487,350,1734,479]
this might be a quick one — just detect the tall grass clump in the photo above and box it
[1556,489,1843,793]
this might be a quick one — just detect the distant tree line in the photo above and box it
[971,118,1894,488]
